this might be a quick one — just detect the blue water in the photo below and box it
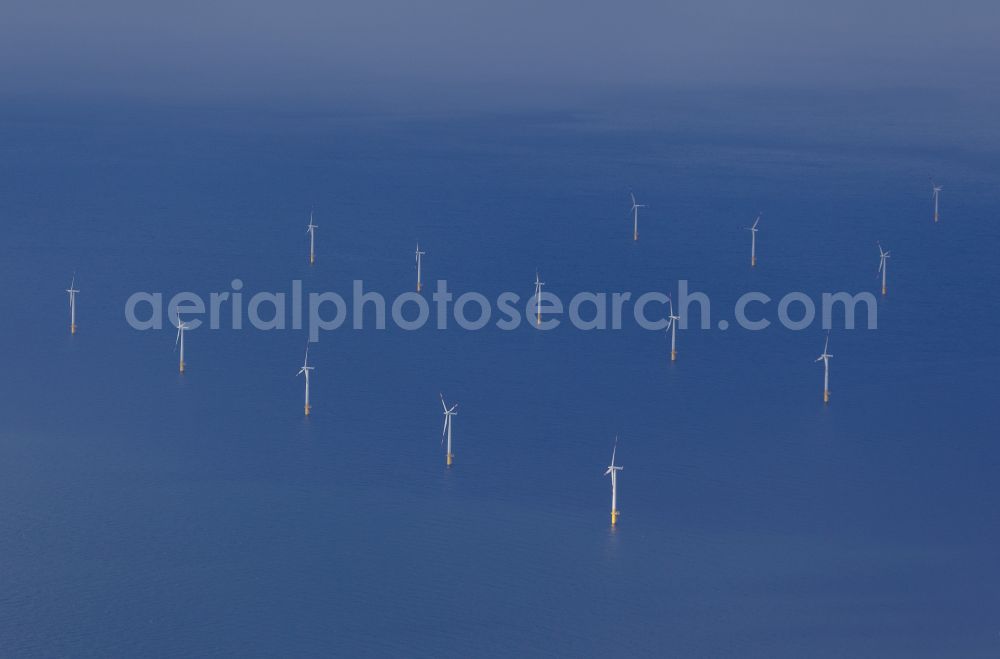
[1,90,998,657]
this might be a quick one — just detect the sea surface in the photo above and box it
[1,89,998,657]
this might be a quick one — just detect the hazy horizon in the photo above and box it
[2,0,998,107]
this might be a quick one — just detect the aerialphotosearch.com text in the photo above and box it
[124,279,879,342]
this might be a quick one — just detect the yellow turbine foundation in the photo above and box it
[417,282,422,293]
[446,453,453,467]
[310,253,315,264]
[179,361,185,374]
[304,404,310,416]
[671,350,677,362]
[882,285,886,296]
[823,389,829,404]
[752,256,756,267]
[536,313,541,326]
[70,324,77,334]
[611,509,619,525]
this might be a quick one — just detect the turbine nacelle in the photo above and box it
[439,394,458,443]
[877,242,891,271]
[174,319,190,344]
[605,436,621,473]
[665,296,679,324]
[440,394,458,418]
[816,335,832,361]
[298,344,314,376]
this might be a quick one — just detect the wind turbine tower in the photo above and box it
[816,335,833,404]
[306,211,318,264]
[746,213,761,267]
[298,345,315,416]
[440,394,458,466]
[630,193,647,242]
[66,275,79,334]
[878,242,891,296]
[605,437,623,526]
[415,243,425,292]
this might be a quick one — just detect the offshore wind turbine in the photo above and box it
[745,213,761,266]
[604,436,623,526]
[629,192,647,241]
[931,183,943,223]
[815,334,833,404]
[415,243,425,292]
[298,344,314,416]
[534,271,545,326]
[877,241,891,296]
[440,394,458,467]
[66,274,79,334]
[174,310,190,374]
[306,210,318,264]
[666,295,680,361]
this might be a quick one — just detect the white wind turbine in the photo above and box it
[533,271,545,326]
[665,295,680,361]
[306,210,318,264]
[630,192,647,241]
[174,310,190,374]
[931,183,943,223]
[415,243,425,292]
[815,334,833,404]
[66,274,79,334]
[440,394,458,466]
[298,344,315,416]
[604,436,623,526]
[745,213,761,266]
[877,241,891,296]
